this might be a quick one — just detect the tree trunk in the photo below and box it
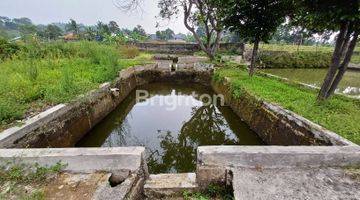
[317,22,349,101]
[249,39,259,76]
[325,30,358,98]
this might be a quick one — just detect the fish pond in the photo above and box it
[77,83,264,173]
[262,68,360,98]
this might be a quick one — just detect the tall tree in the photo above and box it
[44,24,63,40]
[109,21,120,34]
[158,0,224,60]
[83,27,97,40]
[156,28,175,40]
[66,19,79,35]
[96,21,111,36]
[221,0,292,76]
[293,0,359,100]
[133,25,147,36]
[19,24,37,37]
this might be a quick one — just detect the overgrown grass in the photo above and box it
[214,66,360,144]
[0,162,65,200]
[255,43,335,52]
[0,41,152,130]
[183,184,234,200]
[252,43,360,65]
[258,51,332,68]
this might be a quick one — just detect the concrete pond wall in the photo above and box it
[134,42,245,54]
[0,58,355,148]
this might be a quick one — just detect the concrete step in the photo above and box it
[144,173,198,199]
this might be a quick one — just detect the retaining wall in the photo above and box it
[0,63,213,148]
[134,42,245,54]
[211,77,355,146]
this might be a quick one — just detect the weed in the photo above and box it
[0,162,65,200]
[183,184,234,200]
[0,41,153,129]
[119,45,140,59]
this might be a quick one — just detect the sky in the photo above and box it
[0,0,187,34]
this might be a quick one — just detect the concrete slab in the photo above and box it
[232,167,360,200]
[198,146,360,169]
[144,173,198,199]
[43,172,111,200]
[197,146,360,188]
[0,147,146,174]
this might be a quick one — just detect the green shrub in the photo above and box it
[257,51,332,68]
[119,45,140,59]
[0,38,20,61]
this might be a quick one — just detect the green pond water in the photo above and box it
[262,69,360,97]
[77,83,264,173]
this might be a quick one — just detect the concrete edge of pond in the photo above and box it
[0,147,147,174]
[0,104,67,146]
[134,42,245,54]
[196,145,360,187]
[0,61,213,148]
[212,76,356,146]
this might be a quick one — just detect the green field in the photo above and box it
[214,66,360,145]
[0,41,152,130]
[247,43,360,64]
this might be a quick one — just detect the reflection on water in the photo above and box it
[263,69,360,97]
[77,83,264,173]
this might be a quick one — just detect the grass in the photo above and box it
[214,66,360,144]
[258,51,332,68]
[255,43,335,52]
[0,162,65,200]
[0,41,153,130]
[344,165,360,181]
[183,184,234,200]
[251,43,360,64]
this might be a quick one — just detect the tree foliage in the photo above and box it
[133,25,147,36]
[44,24,63,40]
[156,28,175,40]
[158,0,224,59]
[221,0,293,75]
[109,21,120,34]
[96,21,111,36]
[293,0,359,100]
[66,19,79,35]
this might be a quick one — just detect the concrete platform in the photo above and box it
[232,167,360,200]
[144,173,198,199]
[349,63,360,71]
[197,146,360,199]
[0,147,146,174]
